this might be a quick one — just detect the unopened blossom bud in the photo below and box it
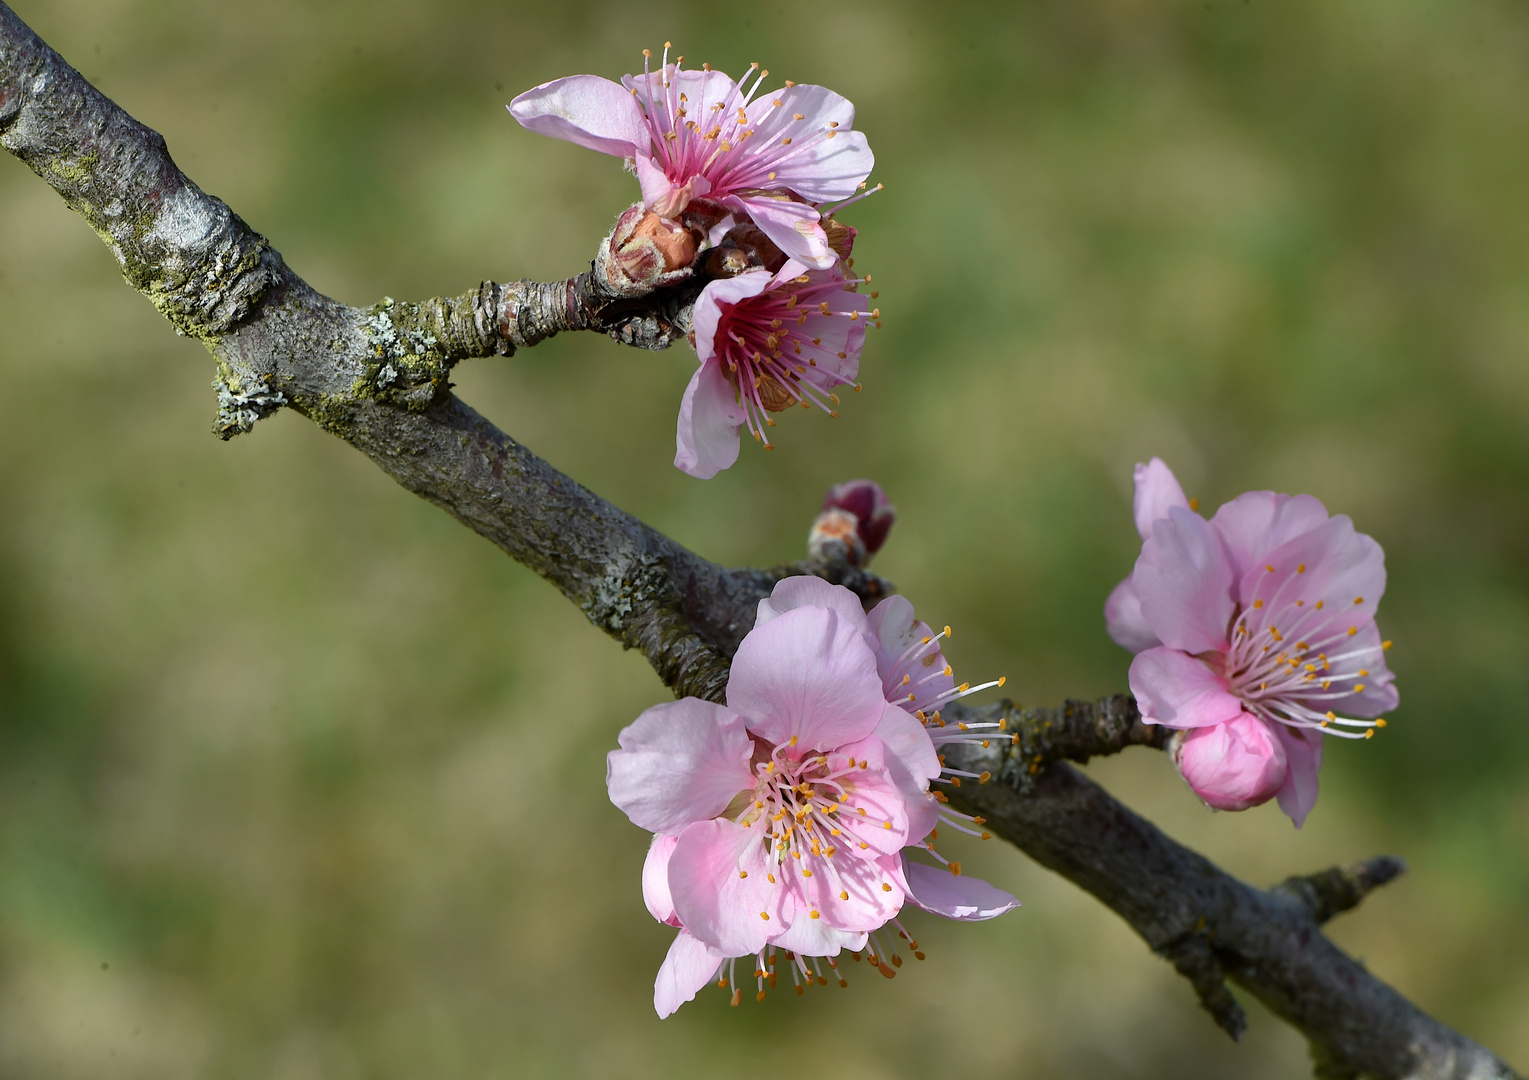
[808,480,894,566]
[595,204,697,297]
[1171,714,1289,812]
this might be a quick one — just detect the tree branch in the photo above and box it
[1,6,1518,1077]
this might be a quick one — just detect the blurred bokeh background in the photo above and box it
[2,0,1527,1076]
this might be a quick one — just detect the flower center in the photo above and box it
[1222,563,1391,739]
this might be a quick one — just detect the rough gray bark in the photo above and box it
[0,6,1518,1078]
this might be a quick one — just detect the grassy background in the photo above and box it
[2,0,1527,1076]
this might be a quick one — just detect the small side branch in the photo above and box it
[1274,856,1408,925]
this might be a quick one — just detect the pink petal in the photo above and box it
[1132,458,1191,540]
[1129,647,1244,729]
[1281,618,1397,719]
[790,849,904,932]
[1239,513,1387,625]
[1273,723,1324,828]
[873,702,942,783]
[899,857,1020,921]
[1133,507,1236,655]
[866,595,954,707]
[653,929,724,1019]
[509,75,649,158]
[1173,713,1289,811]
[642,834,682,927]
[742,84,873,202]
[1209,490,1331,578]
[726,605,886,751]
[673,360,746,479]
[607,698,755,835]
[1104,577,1161,653]
[724,195,833,269]
[830,735,914,854]
[668,818,780,957]
[768,907,867,955]
[754,576,868,631]
[690,269,774,363]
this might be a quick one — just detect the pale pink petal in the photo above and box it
[653,929,724,1019]
[1173,713,1289,811]
[742,84,873,202]
[1104,577,1161,653]
[1209,491,1331,578]
[792,849,904,932]
[607,698,755,834]
[509,75,649,158]
[669,818,780,956]
[1132,458,1191,540]
[754,576,868,631]
[1239,514,1387,625]
[899,858,1020,921]
[726,605,886,750]
[866,595,953,707]
[830,736,913,854]
[1273,723,1324,828]
[690,269,774,364]
[1129,647,1244,729]
[768,906,867,955]
[1133,507,1236,654]
[873,702,942,783]
[642,834,682,927]
[1319,621,1398,717]
[674,360,746,479]
[724,194,833,269]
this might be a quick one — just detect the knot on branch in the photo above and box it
[362,298,453,410]
[1273,856,1407,925]
[1159,924,1248,1040]
[212,367,286,439]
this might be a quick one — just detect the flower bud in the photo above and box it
[595,204,697,297]
[809,479,895,566]
[1171,713,1288,812]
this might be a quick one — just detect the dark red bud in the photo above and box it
[811,479,895,564]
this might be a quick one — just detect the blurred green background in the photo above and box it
[2,0,1526,1076]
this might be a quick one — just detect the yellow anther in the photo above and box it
[1364,729,1375,739]
[1348,627,1358,636]
[760,912,770,920]
[1359,669,1370,676]
[839,890,849,901]
[1298,563,1306,573]
[739,871,748,879]
[1189,497,1200,511]
[1316,600,1325,609]
[881,883,892,892]
[788,735,798,747]
[999,676,1007,687]
[1354,597,1364,605]
[810,910,820,919]
[1266,564,1276,572]
[1383,640,1393,650]
[1253,599,1264,609]
[1354,684,1366,692]
[944,625,952,637]
[1326,711,1337,721]
[979,771,992,784]
[949,861,962,876]
[1376,718,1388,728]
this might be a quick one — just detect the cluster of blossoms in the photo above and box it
[607,577,1019,1017]
[510,45,880,478]
[1106,459,1398,826]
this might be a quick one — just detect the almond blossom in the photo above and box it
[676,257,876,478]
[608,579,1016,1018]
[1105,458,1398,826]
[509,45,874,269]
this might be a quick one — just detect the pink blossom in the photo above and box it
[1105,458,1397,826]
[608,579,1016,1017]
[676,258,875,478]
[509,46,874,269]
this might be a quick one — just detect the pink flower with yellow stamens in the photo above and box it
[676,258,875,478]
[509,45,874,269]
[608,579,1016,1018]
[1105,458,1399,826]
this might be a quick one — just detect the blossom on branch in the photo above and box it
[1105,459,1398,826]
[509,44,875,269]
[676,258,876,478]
[608,579,1016,1017]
